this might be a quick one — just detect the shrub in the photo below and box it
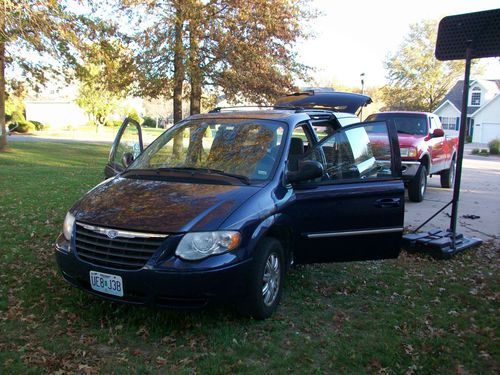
[10,120,35,133]
[30,120,46,131]
[479,149,489,155]
[471,148,479,155]
[10,111,25,123]
[142,116,156,128]
[488,139,500,155]
[127,108,143,124]
[105,119,123,127]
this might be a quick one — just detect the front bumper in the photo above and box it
[401,161,420,181]
[55,236,253,308]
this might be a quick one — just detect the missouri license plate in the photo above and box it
[89,271,123,297]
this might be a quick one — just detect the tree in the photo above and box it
[382,20,467,112]
[122,0,313,156]
[121,0,314,159]
[206,0,313,106]
[5,80,27,117]
[0,0,117,151]
[76,64,122,129]
[76,42,135,129]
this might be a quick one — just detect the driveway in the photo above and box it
[404,151,500,245]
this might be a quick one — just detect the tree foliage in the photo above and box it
[76,41,135,129]
[0,0,118,151]
[120,0,314,158]
[125,0,314,109]
[381,20,465,112]
[76,64,122,128]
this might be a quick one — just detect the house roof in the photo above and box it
[433,99,460,115]
[435,79,500,115]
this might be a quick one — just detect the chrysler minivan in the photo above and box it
[56,95,404,319]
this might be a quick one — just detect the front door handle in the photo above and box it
[374,198,401,208]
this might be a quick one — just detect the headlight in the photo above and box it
[175,231,241,260]
[400,147,417,158]
[63,212,75,241]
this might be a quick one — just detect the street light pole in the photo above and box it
[360,73,365,120]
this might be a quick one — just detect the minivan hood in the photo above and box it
[72,177,259,233]
[275,91,372,114]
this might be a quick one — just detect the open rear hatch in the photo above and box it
[275,90,372,114]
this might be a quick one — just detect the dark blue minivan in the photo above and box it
[56,94,404,319]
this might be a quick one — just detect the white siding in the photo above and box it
[25,101,89,128]
[434,102,460,137]
[472,95,500,144]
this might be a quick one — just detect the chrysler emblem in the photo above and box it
[106,230,118,239]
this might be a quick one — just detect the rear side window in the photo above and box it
[368,114,427,136]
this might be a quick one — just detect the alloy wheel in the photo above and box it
[262,253,280,306]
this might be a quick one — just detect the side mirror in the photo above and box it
[122,152,134,168]
[432,128,445,138]
[287,160,324,183]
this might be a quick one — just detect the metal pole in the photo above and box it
[449,46,473,244]
[360,73,365,121]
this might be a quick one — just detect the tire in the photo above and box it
[408,165,427,202]
[239,237,284,320]
[440,158,455,188]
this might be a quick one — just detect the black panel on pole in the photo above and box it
[435,8,500,61]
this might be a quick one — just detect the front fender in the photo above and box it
[246,213,296,265]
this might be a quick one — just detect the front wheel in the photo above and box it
[440,158,455,188]
[408,165,427,202]
[239,237,284,320]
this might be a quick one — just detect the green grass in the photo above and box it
[0,141,498,374]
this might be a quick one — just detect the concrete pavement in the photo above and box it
[404,152,500,245]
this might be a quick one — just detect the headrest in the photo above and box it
[290,137,305,155]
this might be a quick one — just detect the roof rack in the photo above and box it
[208,105,337,116]
[208,105,303,113]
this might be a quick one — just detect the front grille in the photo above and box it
[75,223,167,270]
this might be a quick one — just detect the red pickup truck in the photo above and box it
[366,112,458,202]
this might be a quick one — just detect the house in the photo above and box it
[25,83,145,129]
[433,79,500,144]
[25,96,89,129]
[25,84,88,129]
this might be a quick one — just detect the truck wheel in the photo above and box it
[408,165,427,202]
[239,237,284,320]
[440,158,455,188]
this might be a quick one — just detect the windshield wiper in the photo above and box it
[156,167,250,185]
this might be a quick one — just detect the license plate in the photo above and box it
[89,271,124,297]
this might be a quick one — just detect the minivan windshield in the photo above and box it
[367,114,428,135]
[129,118,286,181]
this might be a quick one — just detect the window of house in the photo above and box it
[440,117,457,130]
[471,87,481,106]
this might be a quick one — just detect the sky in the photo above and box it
[297,0,500,89]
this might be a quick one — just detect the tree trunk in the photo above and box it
[0,4,7,152]
[186,12,203,165]
[172,4,185,159]
[189,18,202,116]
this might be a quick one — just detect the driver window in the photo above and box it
[301,122,393,183]
[112,123,142,169]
